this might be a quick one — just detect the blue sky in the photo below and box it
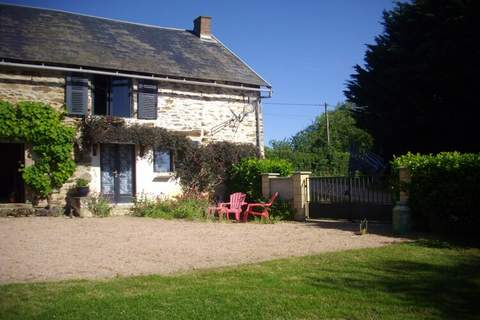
[4,0,395,144]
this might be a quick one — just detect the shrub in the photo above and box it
[86,194,112,217]
[75,178,89,188]
[175,141,260,194]
[392,152,480,234]
[227,158,293,201]
[269,198,295,221]
[131,193,209,220]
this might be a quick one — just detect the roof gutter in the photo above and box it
[0,60,272,96]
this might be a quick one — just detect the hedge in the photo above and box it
[392,152,480,234]
[227,158,293,201]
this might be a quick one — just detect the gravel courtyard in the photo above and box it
[0,217,405,284]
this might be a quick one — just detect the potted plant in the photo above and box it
[76,178,90,197]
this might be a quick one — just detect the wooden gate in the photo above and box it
[307,176,394,222]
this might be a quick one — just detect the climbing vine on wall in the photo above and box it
[81,116,194,159]
[0,100,76,200]
[81,116,260,194]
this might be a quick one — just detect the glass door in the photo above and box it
[100,144,135,203]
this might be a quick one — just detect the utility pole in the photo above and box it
[324,102,330,146]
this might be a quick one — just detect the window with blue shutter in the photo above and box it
[138,80,158,119]
[66,75,88,115]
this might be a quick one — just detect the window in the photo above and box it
[138,80,158,119]
[153,149,173,173]
[93,75,132,117]
[66,75,88,115]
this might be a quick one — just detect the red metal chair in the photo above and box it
[219,192,246,222]
[242,192,279,222]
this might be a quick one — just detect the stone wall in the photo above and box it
[0,66,265,207]
[0,68,65,111]
[261,172,312,221]
[0,67,264,148]
[129,80,263,148]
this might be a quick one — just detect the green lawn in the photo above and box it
[1,240,479,320]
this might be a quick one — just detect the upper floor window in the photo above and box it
[93,75,132,117]
[65,75,157,119]
[138,80,158,120]
[66,75,88,115]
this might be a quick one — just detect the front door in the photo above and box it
[100,144,135,203]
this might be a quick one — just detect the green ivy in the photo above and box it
[0,100,76,200]
[81,116,194,163]
[392,152,480,234]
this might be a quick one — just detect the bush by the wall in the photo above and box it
[392,152,480,234]
[175,142,260,195]
[269,198,295,221]
[86,194,112,217]
[131,193,209,220]
[227,158,293,201]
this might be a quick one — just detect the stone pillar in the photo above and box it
[399,167,411,202]
[291,171,311,221]
[392,167,412,234]
[261,173,279,199]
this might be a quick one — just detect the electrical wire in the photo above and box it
[263,102,322,106]
[263,112,316,118]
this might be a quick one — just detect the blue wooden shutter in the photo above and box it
[138,80,157,119]
[66,76,88,115]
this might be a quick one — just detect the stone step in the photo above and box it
[0,203,35,217]
[111,204,134,216]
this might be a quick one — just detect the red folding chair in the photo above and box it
[219,192,246,222]
[243,192,279,222]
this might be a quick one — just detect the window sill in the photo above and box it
[153,172,175,181]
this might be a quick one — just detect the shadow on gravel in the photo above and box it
[303,219,404,237]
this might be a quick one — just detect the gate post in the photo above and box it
[292,171,311,221]
[392,167,412,234]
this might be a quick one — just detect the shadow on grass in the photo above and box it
[306,240,480,319]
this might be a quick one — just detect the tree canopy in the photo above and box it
[266,103,373,176]
[345,0,479,159]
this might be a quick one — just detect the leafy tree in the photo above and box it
[345,0,479,159]
[266,103,372,176]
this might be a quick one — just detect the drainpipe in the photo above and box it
[254,98,264,157]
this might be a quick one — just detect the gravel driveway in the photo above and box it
[0,217,404,284]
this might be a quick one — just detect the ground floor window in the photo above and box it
[154,149,173,173]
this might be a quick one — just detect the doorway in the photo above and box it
[0,143,25,203]
[100,144,135,203]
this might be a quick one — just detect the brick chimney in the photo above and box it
[193,16,212,39]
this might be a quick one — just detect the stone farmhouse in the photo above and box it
[0,4,271,207]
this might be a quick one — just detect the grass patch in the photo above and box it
[1,240,479,319]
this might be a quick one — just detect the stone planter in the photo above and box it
[76,187,90,197]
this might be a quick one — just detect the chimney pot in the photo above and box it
[194,16,212,39]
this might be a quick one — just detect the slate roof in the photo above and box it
[0,4,270,87]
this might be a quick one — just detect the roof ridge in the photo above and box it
[0,2,187,32]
